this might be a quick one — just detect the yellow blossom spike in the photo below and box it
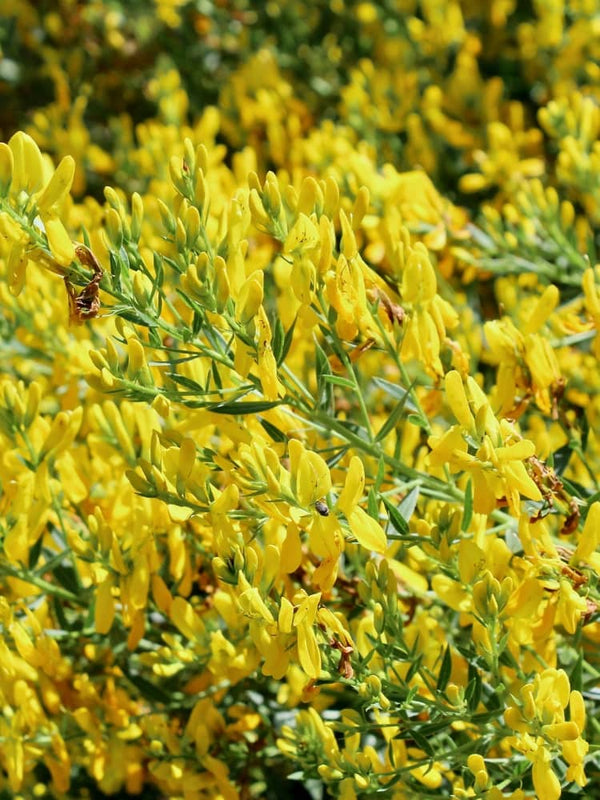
[296,619,321,679]
[351,186,370,230]
[532,755,561,800]
[38,408,83,461]
[337,456,365,516]
[324,175,340,217]
[569,690,586,733]
[7,244,28,296]
[572,501,600,563]
[503,461,542,501]
[281,524,302,573]
[284,213,320,256]
[9,131,45,195]
[347,507,387,553]
[178,437,196,481]
[131,191,144,241]
[494,440,536,461]
[213,255,230,311]
[127,336,147,375]
[239,586,275,623]
[23,381,42,429]
[402,245,437,304]
[582,268,600,314]
[258,346,280,400]
[105,207,123,247]
[297,176,321,216]
[295,449,331,507]
[236,275,263,324]
[523,284,559,334]
[171,597,205,640]
[445,370,475,432]
[278,597,294,634]
[249,188,270,229]
[318,215,334,274]
[339,209,358,259]
[294,592,321,627]
[0,142,13,195]
[95,577,116,635]
[41,213,75,266]
[542,721,580,741]
[37,155,75,212]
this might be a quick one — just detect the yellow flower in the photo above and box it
[430,371,542,513]
[289,440,332,508]
[337,456,387,553]
[506,668,588,793]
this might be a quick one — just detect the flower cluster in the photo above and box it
[1,2,600,799]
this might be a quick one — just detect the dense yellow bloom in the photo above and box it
[1,3,600,798]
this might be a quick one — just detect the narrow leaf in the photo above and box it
[436,646,452,692]
[376,388,412,443]
[367,487,378,520]
[381,495,409,535]
[209,400,282,414]
[278,316,297,365]
[465,664,482,711]
[398,486,419,522]
[323,375,355,389]
[461,478,473,532]
[260,418,287,443]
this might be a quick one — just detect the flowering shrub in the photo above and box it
[1,2,600,799]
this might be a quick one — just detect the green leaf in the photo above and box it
[381,495,409,535]
[272,316,285,363]
[461,478,473,532]
[163,255,185,274]
[28,534,44,570]
[175,287,198,311]
[209,400,282,414]
[436,646,452,692]
[374,457,385,493]
[124,670,172,705]
[571,651,583,693]
[52,595,70,630]
[465,664,482,711]
[113,306,159,328]
[315,339,334,412]
[278,316,297,366]
[211,360,223,391]
[81,226,92,249]
[167,373,205,393]
[192,309,203,335]
[152,252,164,289]
[407,412,429,430]
[409,727,433,757]
[367,487,378,520]
[375,385,412,443]
[323,375,355,389]
[315,339,331,380]
[326,447,348,469]
[372,378,418,411]
[398,486,419,522]
[552,443,573,475]
[53,564,81,596]
[260,418,287,443]
[581,413,590,453]
[109,251,123,291]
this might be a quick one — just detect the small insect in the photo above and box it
[65,244,103,325]
[315,499,329,517]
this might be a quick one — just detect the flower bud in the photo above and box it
[130,192,144,242]
[105,207,123,248]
